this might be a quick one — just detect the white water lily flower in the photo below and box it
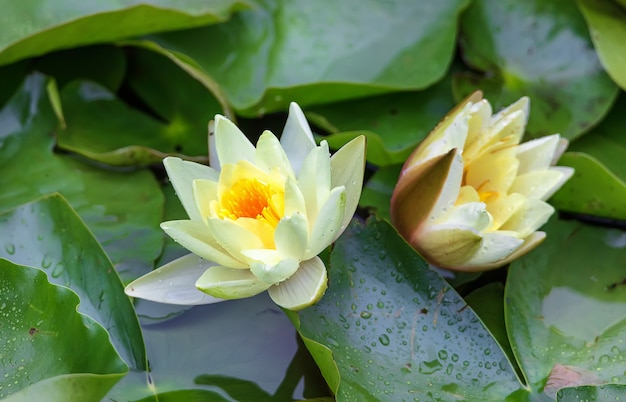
[391,92,573,272]
[125,103,366,310]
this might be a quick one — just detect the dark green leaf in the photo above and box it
[0,194,147,371]
[557,384,626,401]
[0,260,127,401]
[456,0,618,140]
[0,73,163,280]
[0,1,253,66]
[290,219,524,401]
[149,0,469,114]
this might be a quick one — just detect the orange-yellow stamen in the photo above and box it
[219,178,283,226]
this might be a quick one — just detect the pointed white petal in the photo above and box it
[500,199,554,237]
[516,134,560,174]
[255,130,295,177]
[509,167,574,200]
[280,102,316,175]
[490,96,529,127]
[214,114,255,167]
[208,119,218,170]
[161,220,246,268]
[268,256,328,311]
[196,266,271,299]
[163,157,219,222]
[298,141,331,222]
[330,135,366,236]
[275,212,309,259]
[243,249,300,284]
[412,224,482,268]
[306,186,346,258]
[458,232,545,272]
[284,175,307,217]
[125,254,224,305]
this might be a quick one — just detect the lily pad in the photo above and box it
[148,0,470,115]
[307,77,456,166]
[557,384,626,401]
[0,260,127,401]
[456,0,618,140]
[550,152,626,220]
[288,219,524,401]
[577,0,626,90]
[0,73,163,280]
[568,93,626,183]
[56,47,224,166]
[506,218,626,398]
[0,194,147,371]
[0,0,253,66]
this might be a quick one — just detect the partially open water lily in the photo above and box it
[391,92,573,271]
[126,103,366,310]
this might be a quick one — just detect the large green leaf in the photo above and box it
[455,0,618,140]
[506,218,626,398]
[55,48,223,166]
[577,0,626,90]
[550,152,626,220]
[0,194,146,370]
[0,73,163,280]
[148,0,469,115]
[288,219,524,401]
[0,260,127,401]
[0,0,253,66]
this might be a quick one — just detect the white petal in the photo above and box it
[268,256,328,311]
[207,217,265,261]
[516,134,561,174]
[306,186,346,259]
[442,202,492,232]
[280,102,316,175]
[509,167,574,200]
[500,199,555,237]
[161,220,246,268]
[255,130,295,177]
[298,141,331,222]
[214,114,255,167]
[196,266,271,299]
[208,119,218,170]
[125,254,223,305]
[330,135,366,236]
[243,249,300,284]
[192,179,218,219]
[275,212,309,259]
[465,99,492,147]
[163,157,219,222]
[463,231,524,268]
[490,96,529,127]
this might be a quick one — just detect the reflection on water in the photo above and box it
[541,286,626,342]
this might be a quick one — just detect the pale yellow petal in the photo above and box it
[196,266,271,299]
[500,199,554,237]
[516,134,561,174]
[485,192,526,230]
[192,179,218,219]
[207,217,265,261]
[465,146,519,194]
[509,167,573,200]
[268,256,328,311]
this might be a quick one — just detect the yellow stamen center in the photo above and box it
[219,178,283,226]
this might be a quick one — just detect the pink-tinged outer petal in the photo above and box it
[330,135,366,237]
[280,102,316,175]
[163,157,218,222]
[161,220,246,268]
[125,254,223,305]
[196,266,272,299]
[268,256,328,311]
[213,114,255,169]
[391,148,463,242]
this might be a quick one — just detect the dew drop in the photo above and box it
[379,334,390,346]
